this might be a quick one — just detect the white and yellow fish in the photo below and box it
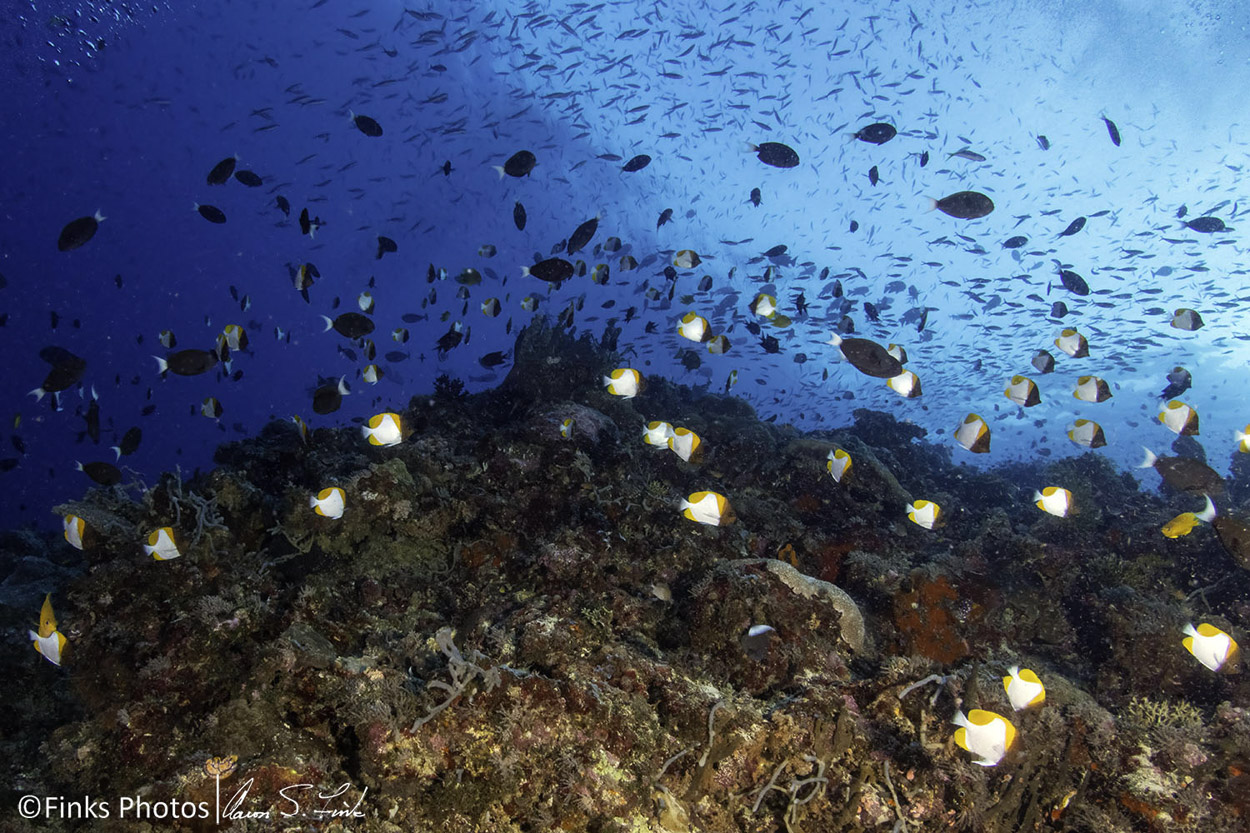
[1159,400,1199,436]
[310,487,345,519]
[521,295,539,312]
[1067,419,1105,448]
[952,709,1016,766]
[559,417,575,438]
[144,526,181,560]
[361,412,403,447]
[673,249,701,269]
[706,334,731,354]
[357,291,375,314]
[362,364,382,385]
[954,413,990,454]
[292,414,308,444]
[1073,375,1112,403]
[1002,666,1046,710]
[1004,375,1040,407]
[1054,328,1089,358]
[481,298,501,317]
[63,514,86,550]
[1170,308,1203,331]
[750,293,777,319]
[603,368,644,398]
[392,327,410,343]
[1033,487,1073,518]
[643,421,676,447]
[668,427,703,463]
[680,491,735,526]
[887,343,908,364]
[907,500,941,530]
[1182,622,1239,672]
[1236,425,1250,453]
[28,594,68,666]
[886,370,921,398]
[826,448,851,483]
[677,312,711,342]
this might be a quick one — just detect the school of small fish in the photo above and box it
[9,0,1249,766]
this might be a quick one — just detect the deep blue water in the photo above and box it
[4,0,1250,531]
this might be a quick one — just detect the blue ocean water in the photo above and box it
[4,0,1250,531]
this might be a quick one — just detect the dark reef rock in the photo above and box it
[3,318,1249,832]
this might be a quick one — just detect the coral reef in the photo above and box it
[1,318,1248,832]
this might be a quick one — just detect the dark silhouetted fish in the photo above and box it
[930,191,993,219]
[1058,268,1089,295]
[522,258,574,283]
[352,112,383,136]
[376,236,398,259]
[622,154,651,172]
[57,211,105,251]
[1058,217,1086,237]
[751,142,799,168]
[194,203,227,224]
[567,217,599,254]
[1101,115,1121,146]
[206,155,237,185]
[854,122,896,144]
[1185,216,1227,233]
[513,201,527,230]
[1003,235,1027,248]
[496,150,536,178]
[234,170,263,187]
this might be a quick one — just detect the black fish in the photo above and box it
[567,217,598,254]
[323,312,375,339]
[752,142,799,168]
[931,191,993,219]
[353,113,383,137]
[478,350,509,368]
[835,337,902,378]
[499,150,536,177]
[1050,301,1068,318]
[440,160,453,176]
[523,258,574,283]
[854,122,896,144]
[435,323,463,355]
[1058,217,1086,237]
[749,187,761,207]
[234,170,264,187]
[1176,204,1187,219]
[77,461,121,486]
[919,150,929,167]
[1184,216,1227,233]
[37,346,87,394]
[276,195,290,216]
[868,165,879,186]
[376,235,398,259]
[657,208,673,228]
[763,244,787,257]
[57,212,104,251]
[195,203,227,224]
[1036,135,1050,150]
[84,398,100,443]
[513,201,527,230]
[622,154,651,172]
[849,220,859,233]
[759,335,781,354]
[312,378,349,414]
[1002,235,1027,248]
[115,426,142,456]
[158,349,218,376]
[864,301,880,322]
[206,155,237,185]
[1160,366,1192,400]
[1058,269,1089,296]
[1101,115,1121,146]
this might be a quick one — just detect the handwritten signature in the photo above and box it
[218,778,367,821]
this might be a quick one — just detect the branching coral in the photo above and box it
[411,627,503,731]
